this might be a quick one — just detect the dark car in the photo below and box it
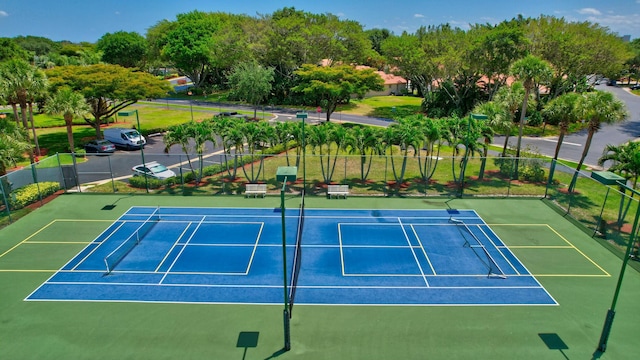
[84,139,116,154]
[630,84,640,91]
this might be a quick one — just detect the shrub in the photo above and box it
[9,182,60,210]
[128,175,166,189]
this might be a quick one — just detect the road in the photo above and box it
[494,84,640,168]
[76,88,640,185]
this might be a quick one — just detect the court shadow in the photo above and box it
[236,331,259,360]
[101,194,134,210]
[539,333,569,360]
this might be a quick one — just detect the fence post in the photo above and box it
[0,175,12,223]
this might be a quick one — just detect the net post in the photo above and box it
[283,309,291,351]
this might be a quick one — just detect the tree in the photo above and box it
[542,92,580,161]
[155,11,235,88]
[527,16,631,98]
[44,88,90,152]
[163,121,215,184]
[227,62,274,119]
[0,117,29,176]
[382,118,422,194]
[46,64,171,139]
[345,125,383,182]
[0,59,48,161]
[598,141,640,190]
[96,31,148,68]
[568,91,627,192]
[0,38,31,62]
[510,55,552,178]
[292,64,383,122]
[491,82,526,156]
[472,102,506,179]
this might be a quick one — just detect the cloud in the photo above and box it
[414,14,424,18]
[578,8,602,16]
[0,10,8,17]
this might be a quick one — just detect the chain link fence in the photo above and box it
[1,153,638,266]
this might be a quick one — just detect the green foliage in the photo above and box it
[9,182,60,210]
[128,175,169,189]
[226,62,275,115]
[96,31,147,68]
[0,37,31,62]
[293,64,384,120]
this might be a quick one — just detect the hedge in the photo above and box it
[9,181,60,210]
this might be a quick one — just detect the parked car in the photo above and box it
[103,128,146,150]
[630,84,640,90]
[84,139,116,154]
[132,161,176,180]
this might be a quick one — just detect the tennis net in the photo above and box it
[104,209,160,274]
[449,217,506,279]
[288,190,305,316]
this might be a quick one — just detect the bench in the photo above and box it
[327,184,349,199]
[245,183,267,198]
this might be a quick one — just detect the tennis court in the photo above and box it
[1,194,638,359]
[27,206,557,306]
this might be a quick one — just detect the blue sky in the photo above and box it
[1,0,639,42]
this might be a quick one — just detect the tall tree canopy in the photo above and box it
[292,64,383,122]
[96,31,148,68]
[46,64,171,138]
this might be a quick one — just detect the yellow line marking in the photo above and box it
[54,219,114,222]
[533,274,610,277]
[545,224,610,276]
[0,219,109,258]
[509,245,574,249]
[23,241,91,244]
[0,219,58,258]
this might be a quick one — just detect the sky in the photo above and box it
[1,0,639,42]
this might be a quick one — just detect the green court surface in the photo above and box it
[1,194,639,359]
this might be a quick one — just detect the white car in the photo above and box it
[132,161,176,180]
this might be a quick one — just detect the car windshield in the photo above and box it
[149,164,168,173]
[124,131,140,139]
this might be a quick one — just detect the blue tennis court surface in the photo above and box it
[27,206,557,306]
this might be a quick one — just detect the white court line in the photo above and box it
[159,216,206,284]
[398,218,430,287]
[155,222,193,272]
[410,224,437,275]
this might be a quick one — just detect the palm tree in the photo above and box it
[190,120,216,183]
[472,102,505,180]
[0,117,30,176]
[510,55,552,178]
[542,92,581,161]
[345,125,383,182]
[307,123,333,184]
[411,115,444,185]
[568,91,628,192]
[241,121,269,183]
[0,59,48,162]
[383,118,421,194]
[492,82,525,157]
[163,122,196,181]
[272,121,295,166]
[44,88,90,153]
[598,141,640,189]
[598,141,640,228]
